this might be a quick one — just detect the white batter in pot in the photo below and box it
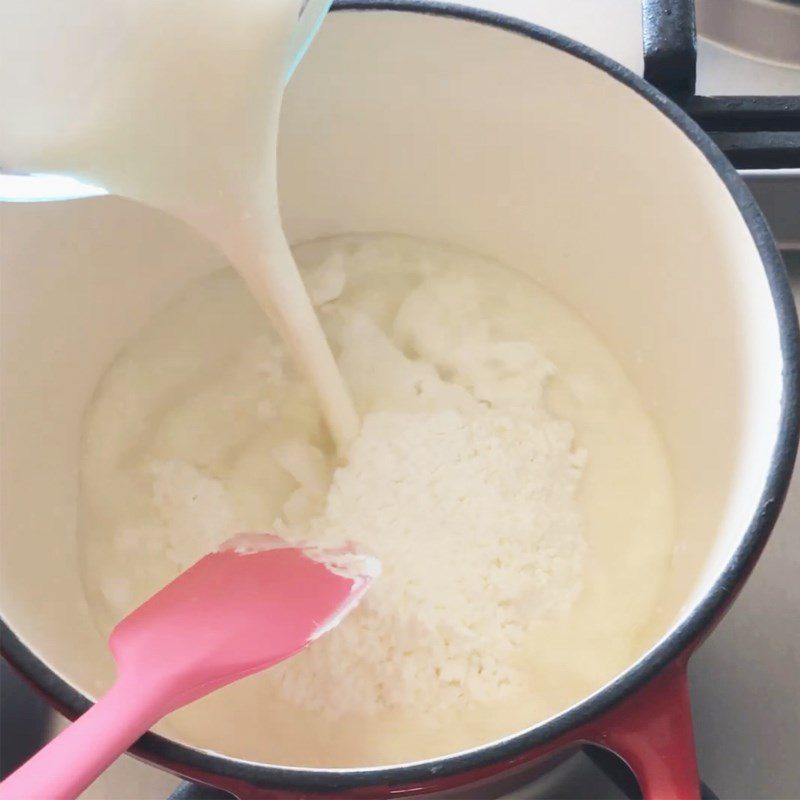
[79,234,676,766]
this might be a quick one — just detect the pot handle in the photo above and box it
[584,660,700,799]
[641,0,697,95]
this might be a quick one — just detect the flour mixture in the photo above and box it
[79,235,675,766]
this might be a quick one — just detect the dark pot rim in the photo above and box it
[2,1,798,795]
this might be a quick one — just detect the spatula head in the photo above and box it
[108,534,379,710]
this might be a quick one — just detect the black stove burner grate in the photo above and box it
[643,0,800,168]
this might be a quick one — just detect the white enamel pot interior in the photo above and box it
[1,4,797,799]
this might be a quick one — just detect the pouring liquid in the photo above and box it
[0,0,359,449]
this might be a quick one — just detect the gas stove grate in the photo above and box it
[644,0,800,168]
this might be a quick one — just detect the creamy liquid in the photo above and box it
[0,0,358,448]
[80,235,676,767]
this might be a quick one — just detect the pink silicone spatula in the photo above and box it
[0,533,379,800]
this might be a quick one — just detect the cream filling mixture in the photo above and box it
[79,234,675,766]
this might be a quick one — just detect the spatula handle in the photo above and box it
[0,674,166,800]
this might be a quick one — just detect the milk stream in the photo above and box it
[0,0,359,449]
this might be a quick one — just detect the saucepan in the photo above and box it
[1,2,797,798]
